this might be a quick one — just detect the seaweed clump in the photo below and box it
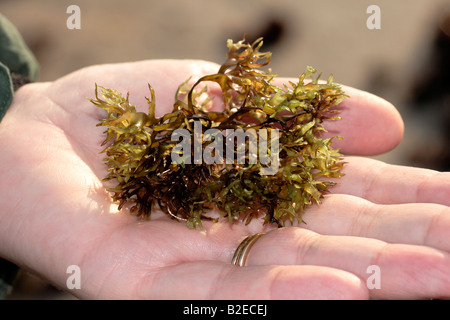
[90,38,346,228]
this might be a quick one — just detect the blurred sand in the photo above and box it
[1,0,449,299]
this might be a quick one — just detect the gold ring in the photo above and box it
[231,232,266,267]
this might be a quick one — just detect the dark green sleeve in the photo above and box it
[0,13,39,121]
[0,61,13,120]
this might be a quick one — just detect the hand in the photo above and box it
[0,60,448,299]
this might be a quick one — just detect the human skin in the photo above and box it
[0,59,449,299]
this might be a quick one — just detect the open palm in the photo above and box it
[0,60,449,299]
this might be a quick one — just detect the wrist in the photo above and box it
[0,12,39,299]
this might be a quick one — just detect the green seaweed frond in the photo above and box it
[91,38,346,228]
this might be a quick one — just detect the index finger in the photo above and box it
[272,78,404,156]
[326,85,404,156]
[46,60,404,157]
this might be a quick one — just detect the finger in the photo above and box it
[331,156,450,206]
[247,227,450,299]
[273,80,404,156]
[296,193,450,253]
[200,78,404,156]
[326,85,404,156]
[138,260,368,300]
[48,60,404,157]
